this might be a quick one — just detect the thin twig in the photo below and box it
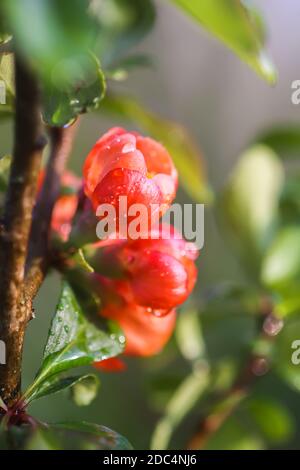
[186,301,283,450]
[0,55,46,407]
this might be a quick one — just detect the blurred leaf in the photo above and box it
[106,54,152,81]
[176,309,206,362]
[151,366,209,450]
[274,315,300,392]
[70,374,100,407]
[25,374,99,405]
[101,94,213,203]
[1,0,106,126]
[0,422,132,450]
[248,397,294,444]
[257,126,300,158]
[52,422,132,450]
[0,53,14,115]
[220,145,284,276]
[23,282,125,402]
[278,175,300,225]
[0,155,11,192]
[261,226,300,288]
[169,0,276,84]
[206,416,264,450]
[89,0,155,66]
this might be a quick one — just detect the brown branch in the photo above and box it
[186,303,283,450]
[24,122,79,305]
[0,55,46,407]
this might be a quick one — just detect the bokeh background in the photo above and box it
[1,0,300,450]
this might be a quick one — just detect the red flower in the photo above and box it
[83,128,178,233]
[94,225,198,314]
[95,276,176,357]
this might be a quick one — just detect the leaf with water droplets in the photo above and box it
[23,282,125,403]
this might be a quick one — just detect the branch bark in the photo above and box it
[24,122,79,304]
[0,56,46,407]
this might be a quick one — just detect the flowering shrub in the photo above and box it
[0,0,297,454]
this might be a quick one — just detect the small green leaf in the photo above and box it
[25,373,99,405]
[0,155,11,192]
[23,282,125,402]
[169,0,276,84]
[101,94,213,203]
[261,226,300,288]
[248,397,294,444]
[176,309,206,362]
[220,145,284,276]
[70,375,100,407]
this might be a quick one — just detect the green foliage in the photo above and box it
[261,226,300,289]
[1,0,105,126]
[247,397,294,445]
[169,0,276,83]
[220,145,284,277]
[90,0,155,66]
[0,155,11,192]
[0,422,132,450]
[0,53,14,115]
[23,282,124,404]
[257,125,300,159]
[274,315,300,392]
[102,94,213,203]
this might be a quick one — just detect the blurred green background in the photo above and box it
[1,0,300,450]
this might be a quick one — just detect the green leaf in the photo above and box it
[0,155,11,192]
[206,416,264,450]
[175,309,206,362]
[101,94,214,203]
[90,0,155,66]
[150,366,209,450]
[0,53,14,115]
[248,397,294,444]
[106,53,152,81]
[42,54,106,127]
[50,422,132,450]
[1,0,106,126]
[25,374,99,405]
[274,315,300,392]
[169,0,276,84]
[70,375,100,407]
[261,226,300,289]
[24,282,125,402]
[257,126,300,159]
[220,145,284,276]
[10,421,132,450]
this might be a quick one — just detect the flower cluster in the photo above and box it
[48,128,199,368]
